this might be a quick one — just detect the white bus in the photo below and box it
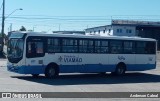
[7,31,157,78]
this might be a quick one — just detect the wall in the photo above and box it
[112,25,136,36]
[85,25,136,37]
[85,26,113,36]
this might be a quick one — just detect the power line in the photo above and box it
[2,15,160,21]
[6,16,110,21]
[5,17,160,22]
[4,14,160,32]
[7,14,160,17]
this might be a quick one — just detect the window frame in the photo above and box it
[26,36,45,58]
[95,40,109,53]
[47,38,61,53]
[110,40,123,54]
[123,41,135,54]
[26,36,156,55]
[136,41,156,54]
[62,38,78,53]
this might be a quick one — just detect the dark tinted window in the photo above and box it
[136,42,146,54]
[48,38,61,53]
[88,40,94,53]
[95,40,108,53]
[124,41,135,54]
[27,37,45,58]
[62,39,78,53]
[136,41,156,54]
[145,41,156,54]
[79,39,88,53]
[110,40,123,54]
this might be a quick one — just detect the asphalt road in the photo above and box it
[0,59,160,100]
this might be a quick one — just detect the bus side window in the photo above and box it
[27,42,36,57]
[136,42,146,54]
[36,42,43,53]
[110,40,123,54]
[145,42,156,54]
[124,41,135,54]
[31,43,36,54]
[28,42,32,54]
[27,41,44,58]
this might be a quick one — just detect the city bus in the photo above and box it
[7,31,157,78]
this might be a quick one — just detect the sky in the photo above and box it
[1,0,160,34]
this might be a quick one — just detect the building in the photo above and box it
[85,20,160,50]
[85,20,136,36]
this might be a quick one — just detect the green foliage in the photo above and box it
[0,33,6,38]
[19,26,26,31]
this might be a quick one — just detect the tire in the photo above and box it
[45,65,58,78]
[32,74,39,78]
[112,64,126,76]
[99,72,106,75]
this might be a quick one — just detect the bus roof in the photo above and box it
[11,31,157,42]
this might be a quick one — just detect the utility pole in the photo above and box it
[1,0,5,53]
[10,23,12,32]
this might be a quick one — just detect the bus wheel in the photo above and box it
[45,65,58,78]
[99,72,106,75]
[32,74,39,78]
[112,63,126,76]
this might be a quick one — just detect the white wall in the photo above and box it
[112,26,136,36]
[85,25,136,37]
[85,26,113,36]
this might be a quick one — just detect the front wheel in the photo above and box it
[45,66,58,78]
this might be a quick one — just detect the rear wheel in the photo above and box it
[45,65,59,78]
[99,72,106,75]
[32,74,39,78]
[112,64,126,76]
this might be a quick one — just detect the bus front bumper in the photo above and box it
[7,65,25,74]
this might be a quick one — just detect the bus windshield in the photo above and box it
[7,38,24,63]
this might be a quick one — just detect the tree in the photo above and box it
[0,33,6,39]
[19,26,26,31]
